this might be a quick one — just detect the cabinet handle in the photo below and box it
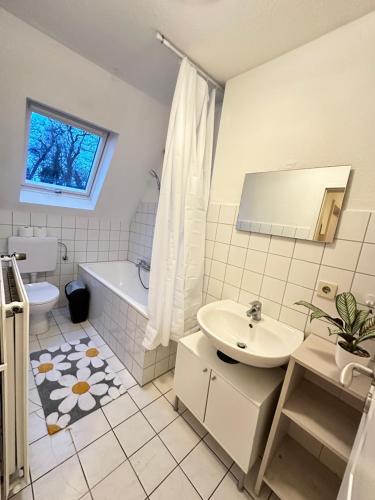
[202,368,208,373]
[211,375,216,381]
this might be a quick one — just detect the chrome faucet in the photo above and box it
[136,259,150,272]
[246,300,262,321]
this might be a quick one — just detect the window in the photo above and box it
[21,101,116,209]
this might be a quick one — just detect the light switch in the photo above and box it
[317,280,338,300]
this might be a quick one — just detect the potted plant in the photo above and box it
[295,292,375,371]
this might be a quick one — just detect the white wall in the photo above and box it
[211,11,375,210]
[0,9,169,219]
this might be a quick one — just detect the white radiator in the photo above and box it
[0,256,29,499]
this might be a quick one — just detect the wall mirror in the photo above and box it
[237,165,351,243]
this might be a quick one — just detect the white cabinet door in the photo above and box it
[204,370,258,472]
[174,343,210,422]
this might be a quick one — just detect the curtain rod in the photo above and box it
[156,32,224,91]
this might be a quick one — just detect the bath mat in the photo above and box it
[30,338,125,435]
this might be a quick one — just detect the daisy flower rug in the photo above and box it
[30,338,125,435]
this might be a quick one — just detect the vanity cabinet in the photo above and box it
[174,331,284,476]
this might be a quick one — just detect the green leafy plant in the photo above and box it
[295,292,375,357]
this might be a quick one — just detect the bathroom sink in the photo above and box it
[197,300,304,368]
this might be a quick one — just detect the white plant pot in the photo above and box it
[335,341,371,373]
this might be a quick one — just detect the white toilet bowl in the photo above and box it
[25,282,60,335]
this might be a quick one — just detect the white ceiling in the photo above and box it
[1,0,375,104]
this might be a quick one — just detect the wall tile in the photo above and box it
[264,254,290,281]
[322,240,361,271]
[224,265,243,288]
[31,212,47,226]
[316,266,354,295]
[244,249,267,274]
[0,209,12,225]
[283,283,313,311]
[215,224,232,244]
[337,210,370,241]
[260,276,286,303]
[288,259,319,289]
[351,273,375,305]
[207,204,220,223]
[241,270,262,295]
[62,215,75,228]
[279,307,307,331]
[357,243,375,276]
[365,213,375,243]
[230,228,249,248]
[47,214,62,227]
[212,242,229,263]
[13,211,30,225]
[210,260,226,281]
[293,240,324,263]
[227,245,246,268]
[249,233,270,252]
[218,205,236,225]
[268,236,295,257]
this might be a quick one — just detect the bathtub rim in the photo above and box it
[79,261,148,318]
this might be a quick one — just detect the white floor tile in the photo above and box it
[128,383,161,409]
[83,325,99,337]
[130,436,177,494]
[102,393,138,427]
[114,412,155,456]
[59,322,84,334]
[29,339,41,353]
[164,388,186,413]
[180,441,227,499]
[70,409,111,451]
[79,431,126,488]
[230,461,271,499]
[39,335,65,350]
[142,396,178,432]
[29,370,36,389]
[116,368,137,390]
[30,429,76,480]
[33,455,88,500]
[10,485,33,500]
[211,472,252,500]
[63,329,88,342]
[90,334,106,347]
[91,460,146,500]
[106,356,124,372]
[29,388,42,414]
[29,409,47,443]
[150,467,201,500]
[152,371,174,394]
[159,416,200,463]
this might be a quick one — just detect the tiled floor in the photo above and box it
[15,307,275,500]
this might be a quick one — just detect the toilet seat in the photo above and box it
[25,282,59,305]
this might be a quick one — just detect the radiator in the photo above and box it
[0,256,29,499]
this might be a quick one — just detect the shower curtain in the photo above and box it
[143,58,216,349]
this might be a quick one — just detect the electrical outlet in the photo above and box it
[317,280,337,300]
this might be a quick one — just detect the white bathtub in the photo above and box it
[79,260,148,317]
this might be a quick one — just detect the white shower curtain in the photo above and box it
[143,58,216,350]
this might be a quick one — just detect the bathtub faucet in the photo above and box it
[136,259,151,272]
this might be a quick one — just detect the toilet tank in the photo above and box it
[8,236,58,273]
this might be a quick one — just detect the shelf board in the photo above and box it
[264,436,341,500]
[292,334,371,401]
[283,379,361,461]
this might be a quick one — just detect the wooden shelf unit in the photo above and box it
[264,435,341,500]
[255,334,370,499]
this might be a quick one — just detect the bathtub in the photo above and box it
[79,260,176,385]
[80,260,148,317]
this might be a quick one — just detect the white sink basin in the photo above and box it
[197,299,304,368]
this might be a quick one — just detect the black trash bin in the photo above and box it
[65,280,90,324]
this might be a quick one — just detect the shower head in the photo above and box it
[149,169,161,191]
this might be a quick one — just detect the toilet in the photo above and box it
[8,236,60,335]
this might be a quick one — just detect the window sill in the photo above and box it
[20,187,96,210]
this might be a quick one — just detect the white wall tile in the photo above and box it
[210,260,226,281]
[288,259,319,289]
[218,205,236,225]
[0,225,12,238]
[215,224,232,244]
[62,215,75,228]
[269,236,295,257]
[261,298,281,320]
[47,214,62,227]
[316,266,354,294]
[241,270,262,295]
[244,249,267,274]
[221,284,240,302]
[227,245,246,268]
[365,213,375,243]
[0,209,12,224]
[279,307,307,330]
[238,289,258,306]
[207,204,220,223]
[224,265,243,287]
[31,212,47,226]
[357,243,375,276]
[283,283,313,311]
[230,228,249,248]
[293,240,324,263]
[260,276,286,303]
[322,240,361,271]
[13,211,30,225]
[206,222,217,241]
[76,216,88,229]
[249,233,270,252]
[212,242,229,263]
[351,273,375,305]
[337,210,370,241]
[207,277,223,298]
[264,254,290,281]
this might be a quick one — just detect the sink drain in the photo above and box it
[237,342,247,349]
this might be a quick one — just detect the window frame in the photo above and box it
[23,101,110,198]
